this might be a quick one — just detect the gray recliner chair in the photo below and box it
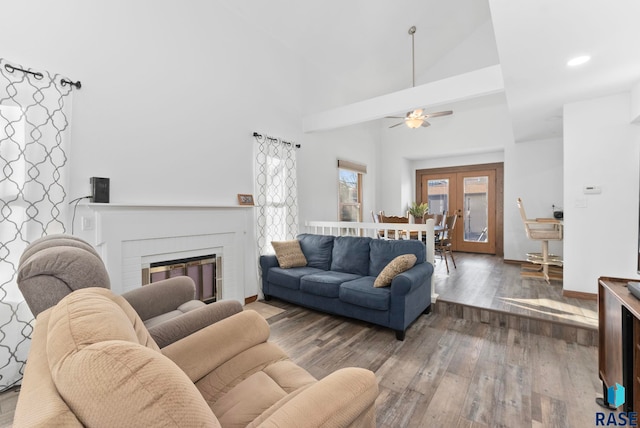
[17,234,242,347]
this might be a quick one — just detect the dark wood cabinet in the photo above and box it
[598,277,640,411]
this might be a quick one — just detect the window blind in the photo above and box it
[337,159,367,174]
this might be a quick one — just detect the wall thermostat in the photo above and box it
[583,185,601,194]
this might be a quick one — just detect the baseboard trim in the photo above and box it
[563,290,597,301]
[503,259,526,265]
[244,295,258,304]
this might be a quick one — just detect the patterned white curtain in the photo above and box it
[254,133,299,256]
[0,58,74,390]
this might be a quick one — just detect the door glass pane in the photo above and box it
[427,179,448,215]
[463,176,488,243]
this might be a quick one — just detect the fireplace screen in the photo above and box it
[142,254,221,303]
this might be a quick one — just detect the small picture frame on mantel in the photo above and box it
[237,194,255,206]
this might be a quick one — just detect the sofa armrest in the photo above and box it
[253,368,378,428]
[390,262,433,296]
[161,310,270,382]
[148,300,243,348]
[260,255,279,271]
[259,255,280,293]
[122,276,196,321]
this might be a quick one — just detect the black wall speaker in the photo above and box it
[90,177,110,203]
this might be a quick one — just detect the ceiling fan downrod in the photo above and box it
[384,25,453,129]
[409,26,416,88]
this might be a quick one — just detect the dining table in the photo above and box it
[397,224,444,241]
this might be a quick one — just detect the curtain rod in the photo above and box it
[4,63,82,89]
[253,132,300,148]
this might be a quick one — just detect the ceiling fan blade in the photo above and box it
[389,122,404,128]
[424,110,453,118]
[421,120,431,128]
[385,116,405,119]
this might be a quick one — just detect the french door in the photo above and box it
[418,163,503,255]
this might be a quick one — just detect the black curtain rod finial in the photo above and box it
[61,79,81,90]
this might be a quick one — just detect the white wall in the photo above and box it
[563,92,640,293]
[632,81,640,124]
[2,1,379,298]
[1,0,304,206]
[297,123,380,224]
[503,137,564,260]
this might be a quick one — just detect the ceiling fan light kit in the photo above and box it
[406,118,424,129]
[386,26,453,129]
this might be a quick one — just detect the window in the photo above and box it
[337,160,366,222]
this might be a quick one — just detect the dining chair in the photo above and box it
[516,198,563,282]
[380,214,409,223]
[424,213,444,228]
[435,214,458,274]
[379,213,409,239]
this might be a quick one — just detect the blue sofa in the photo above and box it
[259,234,434,340]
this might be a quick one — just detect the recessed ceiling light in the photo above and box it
[567,55,591,67]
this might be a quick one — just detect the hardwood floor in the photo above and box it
[433,253,598,346]
[434,253,596,327]
[0,254,607,427]
[263,300,609,427]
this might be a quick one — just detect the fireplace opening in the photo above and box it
[141,254,222,303]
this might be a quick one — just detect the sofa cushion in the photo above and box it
[297,234,334,270]
[271,240,307,268]
[300,271,362,298]
[374,254,417,288]
[267,267,324,290]
[368,239,425,277]
[330,236,372,276]
[339,277,390,311]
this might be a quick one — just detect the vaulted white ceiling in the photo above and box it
[220,0,640,142]
[490,0,640,142]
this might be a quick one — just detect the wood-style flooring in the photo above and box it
[434,253,596,327]
[255,253,607,427]
[0,254,607,427]
[433,253,598,346]
[262,301,608,427]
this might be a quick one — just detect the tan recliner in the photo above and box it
[13,288,378,427]
[17,234,242,347]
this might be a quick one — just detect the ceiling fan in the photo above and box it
[386,26,453,129]
[387,108,453,129]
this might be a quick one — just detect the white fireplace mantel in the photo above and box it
[73,203,257,303]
